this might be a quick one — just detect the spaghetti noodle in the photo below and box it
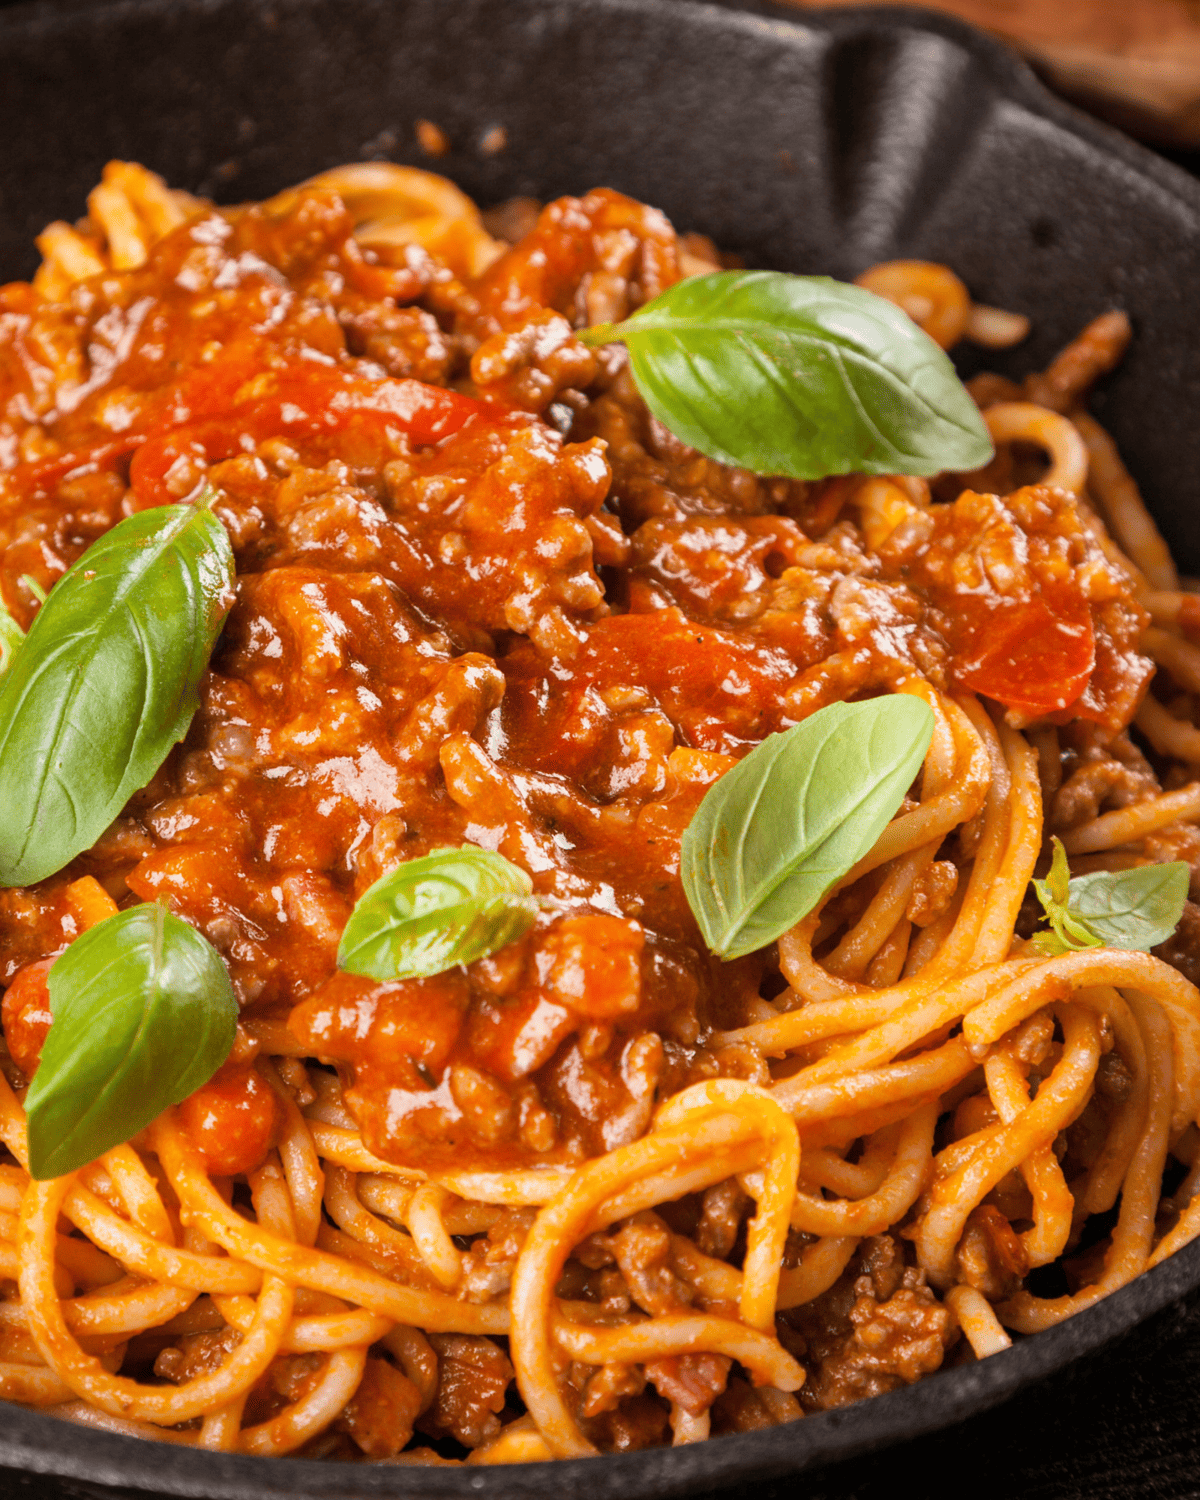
[0,159,1198,1462]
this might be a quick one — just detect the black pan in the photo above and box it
[1,1,1199,1496]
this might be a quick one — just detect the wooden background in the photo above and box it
[786,0,1200,145]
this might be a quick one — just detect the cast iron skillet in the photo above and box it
[0,1,1199,1496]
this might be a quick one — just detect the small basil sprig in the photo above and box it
[579,270,994,479]
[1030,837,1189,955]
[339,847,539,982]
[0,495,234,887]
[25,904,237,1179]
[681,696,935,960]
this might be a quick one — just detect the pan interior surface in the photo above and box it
[0,1,1199,1496]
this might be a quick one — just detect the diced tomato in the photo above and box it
[177,1064,280,1178]
[16,436,147,499]
[6,339,492,511]
[2,958,55,1077]
[884,487,1146,724]
[129,359,489,508]
[944,587,1095,718]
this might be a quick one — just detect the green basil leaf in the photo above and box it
[1043,907,1103,954]
[1067,861,1190,951]
[25,903,237,1179]
[681,696,936,960]
[339,846,539,981]
[0,495,234,887]
[1031,838,1101,953]
[1058,909,1103,949]
[1029,839,1188,954]
[1027,928,1069,957]
[580,270,994,479]
[1042,836,1072,910]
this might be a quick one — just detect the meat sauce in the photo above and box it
[0,186,1151,1177]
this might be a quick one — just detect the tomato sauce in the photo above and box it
[0,186,1151,1172]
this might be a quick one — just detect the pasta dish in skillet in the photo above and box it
[0,159,1199,1462]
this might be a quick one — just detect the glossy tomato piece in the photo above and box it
[1,957,54,1077]
[177,1064,280,1178]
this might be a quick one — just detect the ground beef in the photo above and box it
[416,1334,514,1450]
[152,1327,242,1384]
[695,1179,750,1260]
[644,1352,731,1416]
[239,1353,328,1428]
[578,1360,646,1420]
[336,1355,423,1458]
[708,1377,802,1436]
[1156,900,1200,988]
[457,1207,537,1304]
[1051,730,1160,831]
[609,1213,694,1317]
[954,1205,1028,1300]
[583,1392,670,1452]
[781,1236,958,1411]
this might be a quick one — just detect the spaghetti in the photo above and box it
[0,159,1198,1462]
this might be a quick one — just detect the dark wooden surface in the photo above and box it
[0,1,1198,1496]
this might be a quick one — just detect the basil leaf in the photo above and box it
[1030,836,1100,952]
[25,904,237,1179]
[681,696,935,960]
[580,270,994,479]
[1037,835,1072,912]
[0,496,234,887]
[1029,838,1189,954]
[1066,861,1189,951]
[1029,908,1102,957]
[339,846,539,981]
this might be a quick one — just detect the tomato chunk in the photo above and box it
[946,587,1095,718]
[178,1065,280,1178]
[6,340,492,512]
[1,958,54,1077]
[885,486,1147,722]
[129,358,489,508]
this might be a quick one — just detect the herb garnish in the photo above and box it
[0,494,234,887]
[579,270,994,479]
[680,696,935,960]
[338,847,539,982]
[25,904,237,1180]
[1030,837,1189,956]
